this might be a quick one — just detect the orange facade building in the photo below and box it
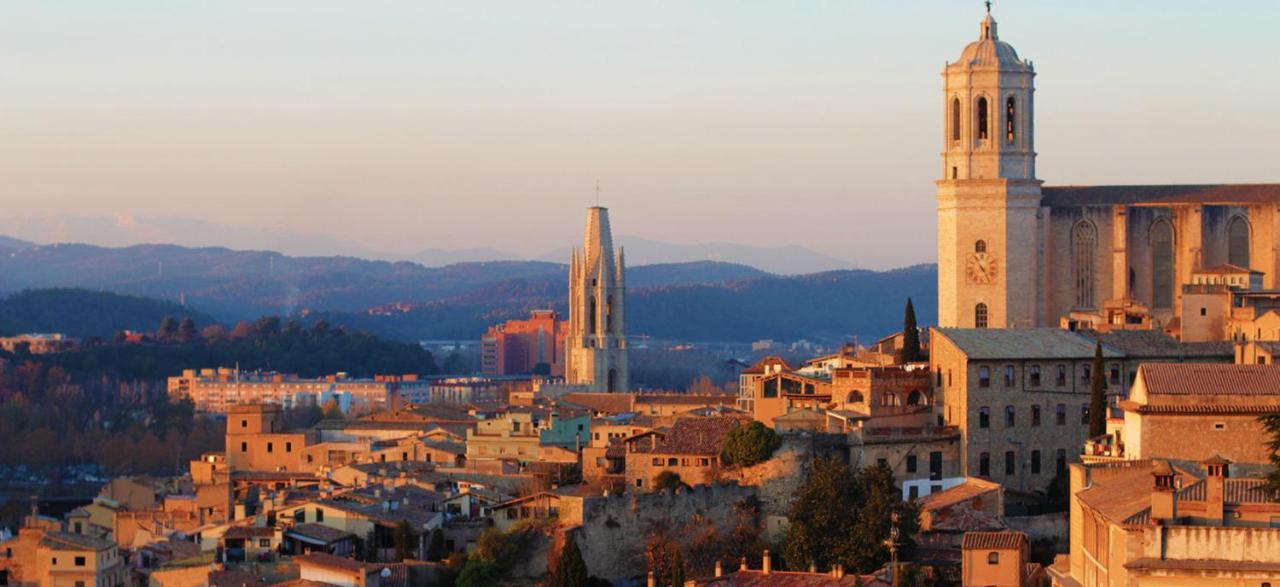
[481,310,567,377]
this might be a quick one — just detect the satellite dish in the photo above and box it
[381,568,392,578]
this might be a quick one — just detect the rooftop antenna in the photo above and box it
[985,0,992,13]
[595,180,601,207]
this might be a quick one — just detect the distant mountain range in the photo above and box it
[0,236,936,343]
[0,214,856,274]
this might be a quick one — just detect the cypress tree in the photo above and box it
[1088,342,1107,438]
[899,298,922,364]
[549,531,590,587]
[426,527,446,562]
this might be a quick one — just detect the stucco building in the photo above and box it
[937,8,1280,333]
[480,310,567,377]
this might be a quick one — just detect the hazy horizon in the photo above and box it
[5,1,1279,270]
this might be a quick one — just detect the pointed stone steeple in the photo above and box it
[565,206,628,392]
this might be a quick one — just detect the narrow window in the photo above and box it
[1056,365,1067,386]
[1005,96,1016,144]
[1056,404,1067,425]
[1005,450,1015,475]
[975,240,987,254]
[240,442,248,453]
[1151,219,1175,309]
[1029,365,1041,386]
[951,97,961,142]
[979,407,990,429]
[315,508,324,522]
[1056,449,1067,475]
[1081,404,1090,425]
[975,303,989,329]
[1072,221,1097,308]
[979,367,991,388]
[1031,405,1041,427]
[1228,216,1250,268]
[1005,405,1015,427]
[1109,365,1120,385]
[906,454,918,473]
[1003,365,1014,387]
[976,97,989,141]
[1081,364,1091,385]
[979,452,990,476]
[1031,450,1041,474]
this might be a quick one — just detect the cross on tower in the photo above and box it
[985,0,992,14]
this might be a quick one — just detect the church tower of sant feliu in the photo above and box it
[937,8,1042,329]
[565,207,628,392]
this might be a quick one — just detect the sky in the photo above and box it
[3,1,1279,269]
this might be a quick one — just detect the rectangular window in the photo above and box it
[74,556,85,567]
[1081,404,1090,425]
[909,485,919,499]
[906,454,918,473]
[1109,365,1120,385]
[1081,364,1091,385]
[1003,365,1015,387]
[979,407,990,429]
[1005,451,1015,476]
[1005,406,1015,427]
[1031,405,1041,427]
[240,442,248,453]
[1031,450,1041,474]
[1029,365,1041,386]
[979,366,990,388]
[1056,365,1067,386]
[979,452,990,477]
[651,458,661,466]
[259,539,270,548]
[285,442,292,453]
[267,442,273,453]
[929,451,942,480]
[315,508,324,523]
[1056,403,1067,425]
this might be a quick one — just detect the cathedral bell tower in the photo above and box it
[565,206,629,392]
[937,6,1042,328]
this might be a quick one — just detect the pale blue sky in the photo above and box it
[3,1,1278,268]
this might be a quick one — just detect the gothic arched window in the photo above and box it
[1072,221,1098,309]
[975,240,987,254]
[1228,216,1250,268]
[975,303,989,329]
[1151,219,1175,309]
[1005,96,1016,144]
[976,97,989,141]
[951,97,961,142]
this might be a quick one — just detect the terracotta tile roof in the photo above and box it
[934,328,1120,360]
[636,393,737,405]
[560,392,634,414]
[1197,263,1261,275]
[294,552,369,574]
[1120,402,1280,414]
[628,416,742,456]
[223,526,276,539]
[1177,478,1277,504]
[1138,363,1280,395]
[39,531,114,551]
[1123,558,1280,572]
[1041,184,1280,207]
[961,531,1027,550]
[286,523,354,543]
[1075,461,1166,525]
[741,356,794,375]
[918,478,1002,512]
[697,570,885,586]
[1083,330,1232,359]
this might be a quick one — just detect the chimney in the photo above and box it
[762,550,771,575]
[1150,460,1178,523]
[1203,454,1230,525]
[715,559,722,577]
[740,556,748,572]
[646,571,655,587]
[832,564,845,579]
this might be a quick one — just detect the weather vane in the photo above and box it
[985,0,992,14]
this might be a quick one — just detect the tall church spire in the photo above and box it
[565,206,628,392]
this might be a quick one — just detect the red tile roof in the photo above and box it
[628,416,743,456]
[1138,363,1280,396]
[961,531,1027,550]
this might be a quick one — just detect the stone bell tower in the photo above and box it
[565,206,628,392]
[937,6,1042,328]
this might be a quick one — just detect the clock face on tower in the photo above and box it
[966,252,998,284]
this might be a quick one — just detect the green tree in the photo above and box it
[721,421,782,467]
[548,531,590,587]
[899,297,922,364]
[531,362,552,376]
[1261,413,1280,494]
[668,547,685,587]
[394,520,418,561]
[157,316,178,340]
[1088,342,1107,439]
[442,351,466,374]
[784,459,919,573]
[426,527,447,562]
[177,317,199,342]
[652,470,684,492]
